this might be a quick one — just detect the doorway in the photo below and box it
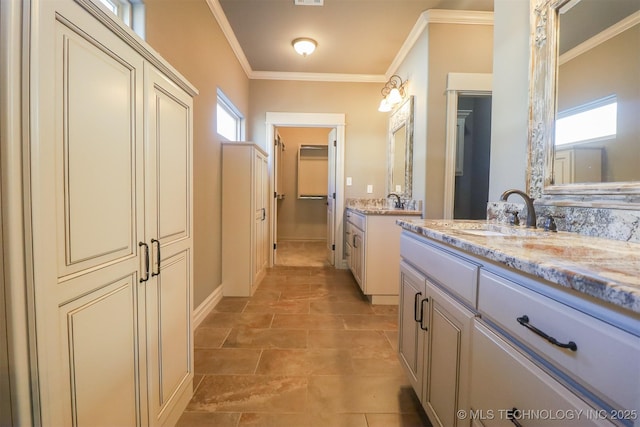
[265,113,346,269]
[443,73,493,219]
[273,126,332,267]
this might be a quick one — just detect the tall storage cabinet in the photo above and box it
[16,1,197,426]
[222,142,269,296]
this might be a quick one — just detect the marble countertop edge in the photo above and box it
[396,219,640,315]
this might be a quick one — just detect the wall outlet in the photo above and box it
[367,184,373,193]
[346,177,352,186]
[395,185,402,192]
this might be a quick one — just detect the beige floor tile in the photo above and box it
[238,412,368,427]
[307,376,419,414]
[271,314,346,330]
[223,328,307,349]
[194,327,230,348]
[201,312,274,329]
[384,330,399,352]
[188,375,308,413]
[214,297,249,313]
[341,314,398,330]
[176,411,241,427]
[365,413,432,427]
[307,330,392,351]
[244,299,310,314]
[256,348,354,375]
[195,348,262,374]
[372,304,399,316]
[310,300,375,315]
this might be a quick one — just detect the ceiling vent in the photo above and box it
[294,0,323,6]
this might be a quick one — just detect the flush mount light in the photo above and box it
[292,38,317,56]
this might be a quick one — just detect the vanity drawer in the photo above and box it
[400,233,478,307]
[471,321,614,427]
[346,210,366,231]
[478,270,640,414]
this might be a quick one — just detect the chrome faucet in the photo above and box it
[499,189,537,228]
[387,193,404,209]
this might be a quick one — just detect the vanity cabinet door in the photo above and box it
[398,261,427,396]
[422,279,474,427]
[470,321,614,427]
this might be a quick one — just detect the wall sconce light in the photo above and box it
[292,38,317,56]
[378,75,407,112]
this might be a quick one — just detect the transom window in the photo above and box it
[555,95,617,146]
[98,0,145,39]
[217,89,244,141]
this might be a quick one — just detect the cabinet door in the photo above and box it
[31,3,146,425]
[144,64,193,426]
[253,150,268,282]
[352,228,365,288]
[470,321,614,427]
[398,262,427,397]
[423,280,474,427]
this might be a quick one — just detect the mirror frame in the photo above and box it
[387,95,414,199]
[529,0,640,207]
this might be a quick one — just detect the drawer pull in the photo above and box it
[507,408,523,427]
[516,315,578,351]
[420,298,429,331]
[414,292,423,322]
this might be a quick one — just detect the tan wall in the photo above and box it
[145,0,250,307]
[558,25,640,182]
[425,23,494,218]
[276,127,330,241]
[249,80,388,198]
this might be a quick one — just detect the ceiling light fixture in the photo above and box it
[378,75,408,112]
[292,38,317,56]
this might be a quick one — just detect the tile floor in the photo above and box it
[275,240,329,267]
[177,266,431,427]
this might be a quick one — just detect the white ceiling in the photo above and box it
[217,0,494,79]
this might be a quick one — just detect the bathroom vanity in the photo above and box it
[344,203,421,304]
[397,219,640,427]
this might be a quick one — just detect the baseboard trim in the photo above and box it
[193,285,223,328]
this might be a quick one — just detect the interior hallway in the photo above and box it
[275,240,329,267]
[177,266,431,427]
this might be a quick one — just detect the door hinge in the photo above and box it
[274,243,277,250]
[274,191,277,198]
[333,192,336,199]
[332,244,335,250]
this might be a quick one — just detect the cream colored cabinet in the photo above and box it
[399,233,476,427]
[554,147,602,184]
[346,209,419,304]
[470,321,614,427]
[24,1,196,426]
[222,142,269,296]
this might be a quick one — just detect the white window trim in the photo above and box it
[555,95,617,146]
[217,89,245,141]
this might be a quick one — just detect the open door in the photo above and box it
[326,128,337,266]
[273,130,283,264]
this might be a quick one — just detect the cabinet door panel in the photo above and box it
[398,262,426,396]
[149,76,190,244]
[56,21,140,278]
[61,277,139,427]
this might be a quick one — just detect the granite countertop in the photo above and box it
[396,219,640,315]
[347,206,422,216]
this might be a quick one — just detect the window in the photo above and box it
[555,95,617,146]
[217,89,244,141]
[98,0,145,39]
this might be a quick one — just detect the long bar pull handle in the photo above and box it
[516,315,577,351]
[414,292,423,322]
[151,238,161,277]
[507,408,523,427]
[262,208,266,221]
[420,298,429,331]
[139,242,150,283]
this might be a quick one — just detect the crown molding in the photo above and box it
[385,9,494,78]
[559,10,640,65]
[207,1,494,83]
[205,0,252,77]
[250,71,387,83]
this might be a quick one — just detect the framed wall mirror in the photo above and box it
[529,0,640,206]
[387,96,414,199]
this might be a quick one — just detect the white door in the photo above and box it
[144,63,193,426]
[30,3,146,425]
[326,128,337,265]
[273,131,282,264]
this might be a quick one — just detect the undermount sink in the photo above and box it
[428,220,547,238]
[459,229,509,237]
